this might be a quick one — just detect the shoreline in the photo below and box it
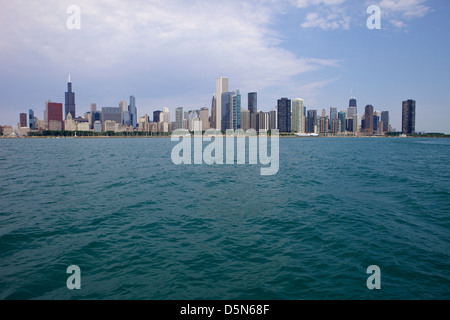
[1,135,449,139]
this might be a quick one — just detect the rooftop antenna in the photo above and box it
[68,74,71,83]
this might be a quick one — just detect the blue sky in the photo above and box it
[0,0,449,133]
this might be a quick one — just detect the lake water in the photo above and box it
[0,137,449,300]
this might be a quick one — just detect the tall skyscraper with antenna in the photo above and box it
[65,74,76,119]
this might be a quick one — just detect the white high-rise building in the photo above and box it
[353,114,359,133]
[215,77,229,131]
[292,98,305,133]
[163,107,170,123]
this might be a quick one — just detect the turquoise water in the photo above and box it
[0,137,449,300]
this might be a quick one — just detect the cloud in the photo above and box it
[301,10,350,30]
[372,0,431,28]
[294,0,351,30]
[0,0,339,95]
[294,0,347,8]
[296,0,430,30]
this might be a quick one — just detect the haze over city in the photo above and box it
[0,0,449,133]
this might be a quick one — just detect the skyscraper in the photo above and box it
[47,102,63,131]
[292,98,305,133]
[65,75,76,119]
[338,111,347,133]
[163,107,170,123]
[306,110,317,134]
[248,92,257,114]
[153,111,162,123]
[364,105,374,135]
[175,107,184,130]
[373,111,380,135]
[232,91,241,130]
[215,77,229,131]
[381,111,389,133]
[19,113,27,128]
[269,108,278,130]
[128,96,137,129]
[402,100,416,135]
[277,98,291,133]
[353,114,359,134]
[221,92,232,130]
[199,107,210,130]
[241,109,251,131]
[330,107,338,122]
[349,98,357,113]
[211,96,216,129]
[29,109,35,129]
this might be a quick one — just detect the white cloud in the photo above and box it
[0,0,339,95]
[294,0,347,8]
[372,0,431,28]
[295,0,351,30]
[301,10,350,30]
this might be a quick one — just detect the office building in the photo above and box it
[353,114,359,133]
[381,111,390,133]
[402,100,416,135]
[338,111,346,133]
[232,90,241,130]
[306,110,317,134]
[128,96,137,129]
[102,107,121,124]
[277,98,291,133]
[292,98,305,133]
[241,109,251,131]
[373,111,380,135]
[175,107,184,130]
[163,107,170,123]
[364,105,374,135]
[248,92,257,114]
[19,113,27,128]
[47,101,63,131]
[349,98,357,114]
[257,111,269,131]
[269,108,278,130]
[215,77,229,131]
[221,92,232,130]
[65,75,76,119]
[153,111,163,123]
[29,109,35,129]
[199,107,210,130]
[211,96,216,129]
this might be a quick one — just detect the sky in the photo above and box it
[0,0,449,133]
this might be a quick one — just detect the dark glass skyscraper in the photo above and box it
[29,109,35,129]
[306,110,317,133]
[349,98,357,112]
[381,111,389,133]
[65,75,76,119]
[221,92,232,130]
[248,92,257,114]
[277,98,291,133]
[128,96,137,129]
[153,110,162,123]
[402,100,416,135]
[364,105,374,135]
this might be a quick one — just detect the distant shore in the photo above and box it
[2,135,449,139]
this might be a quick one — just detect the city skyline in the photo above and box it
[1,74,426,138]
[0,1,449,133]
